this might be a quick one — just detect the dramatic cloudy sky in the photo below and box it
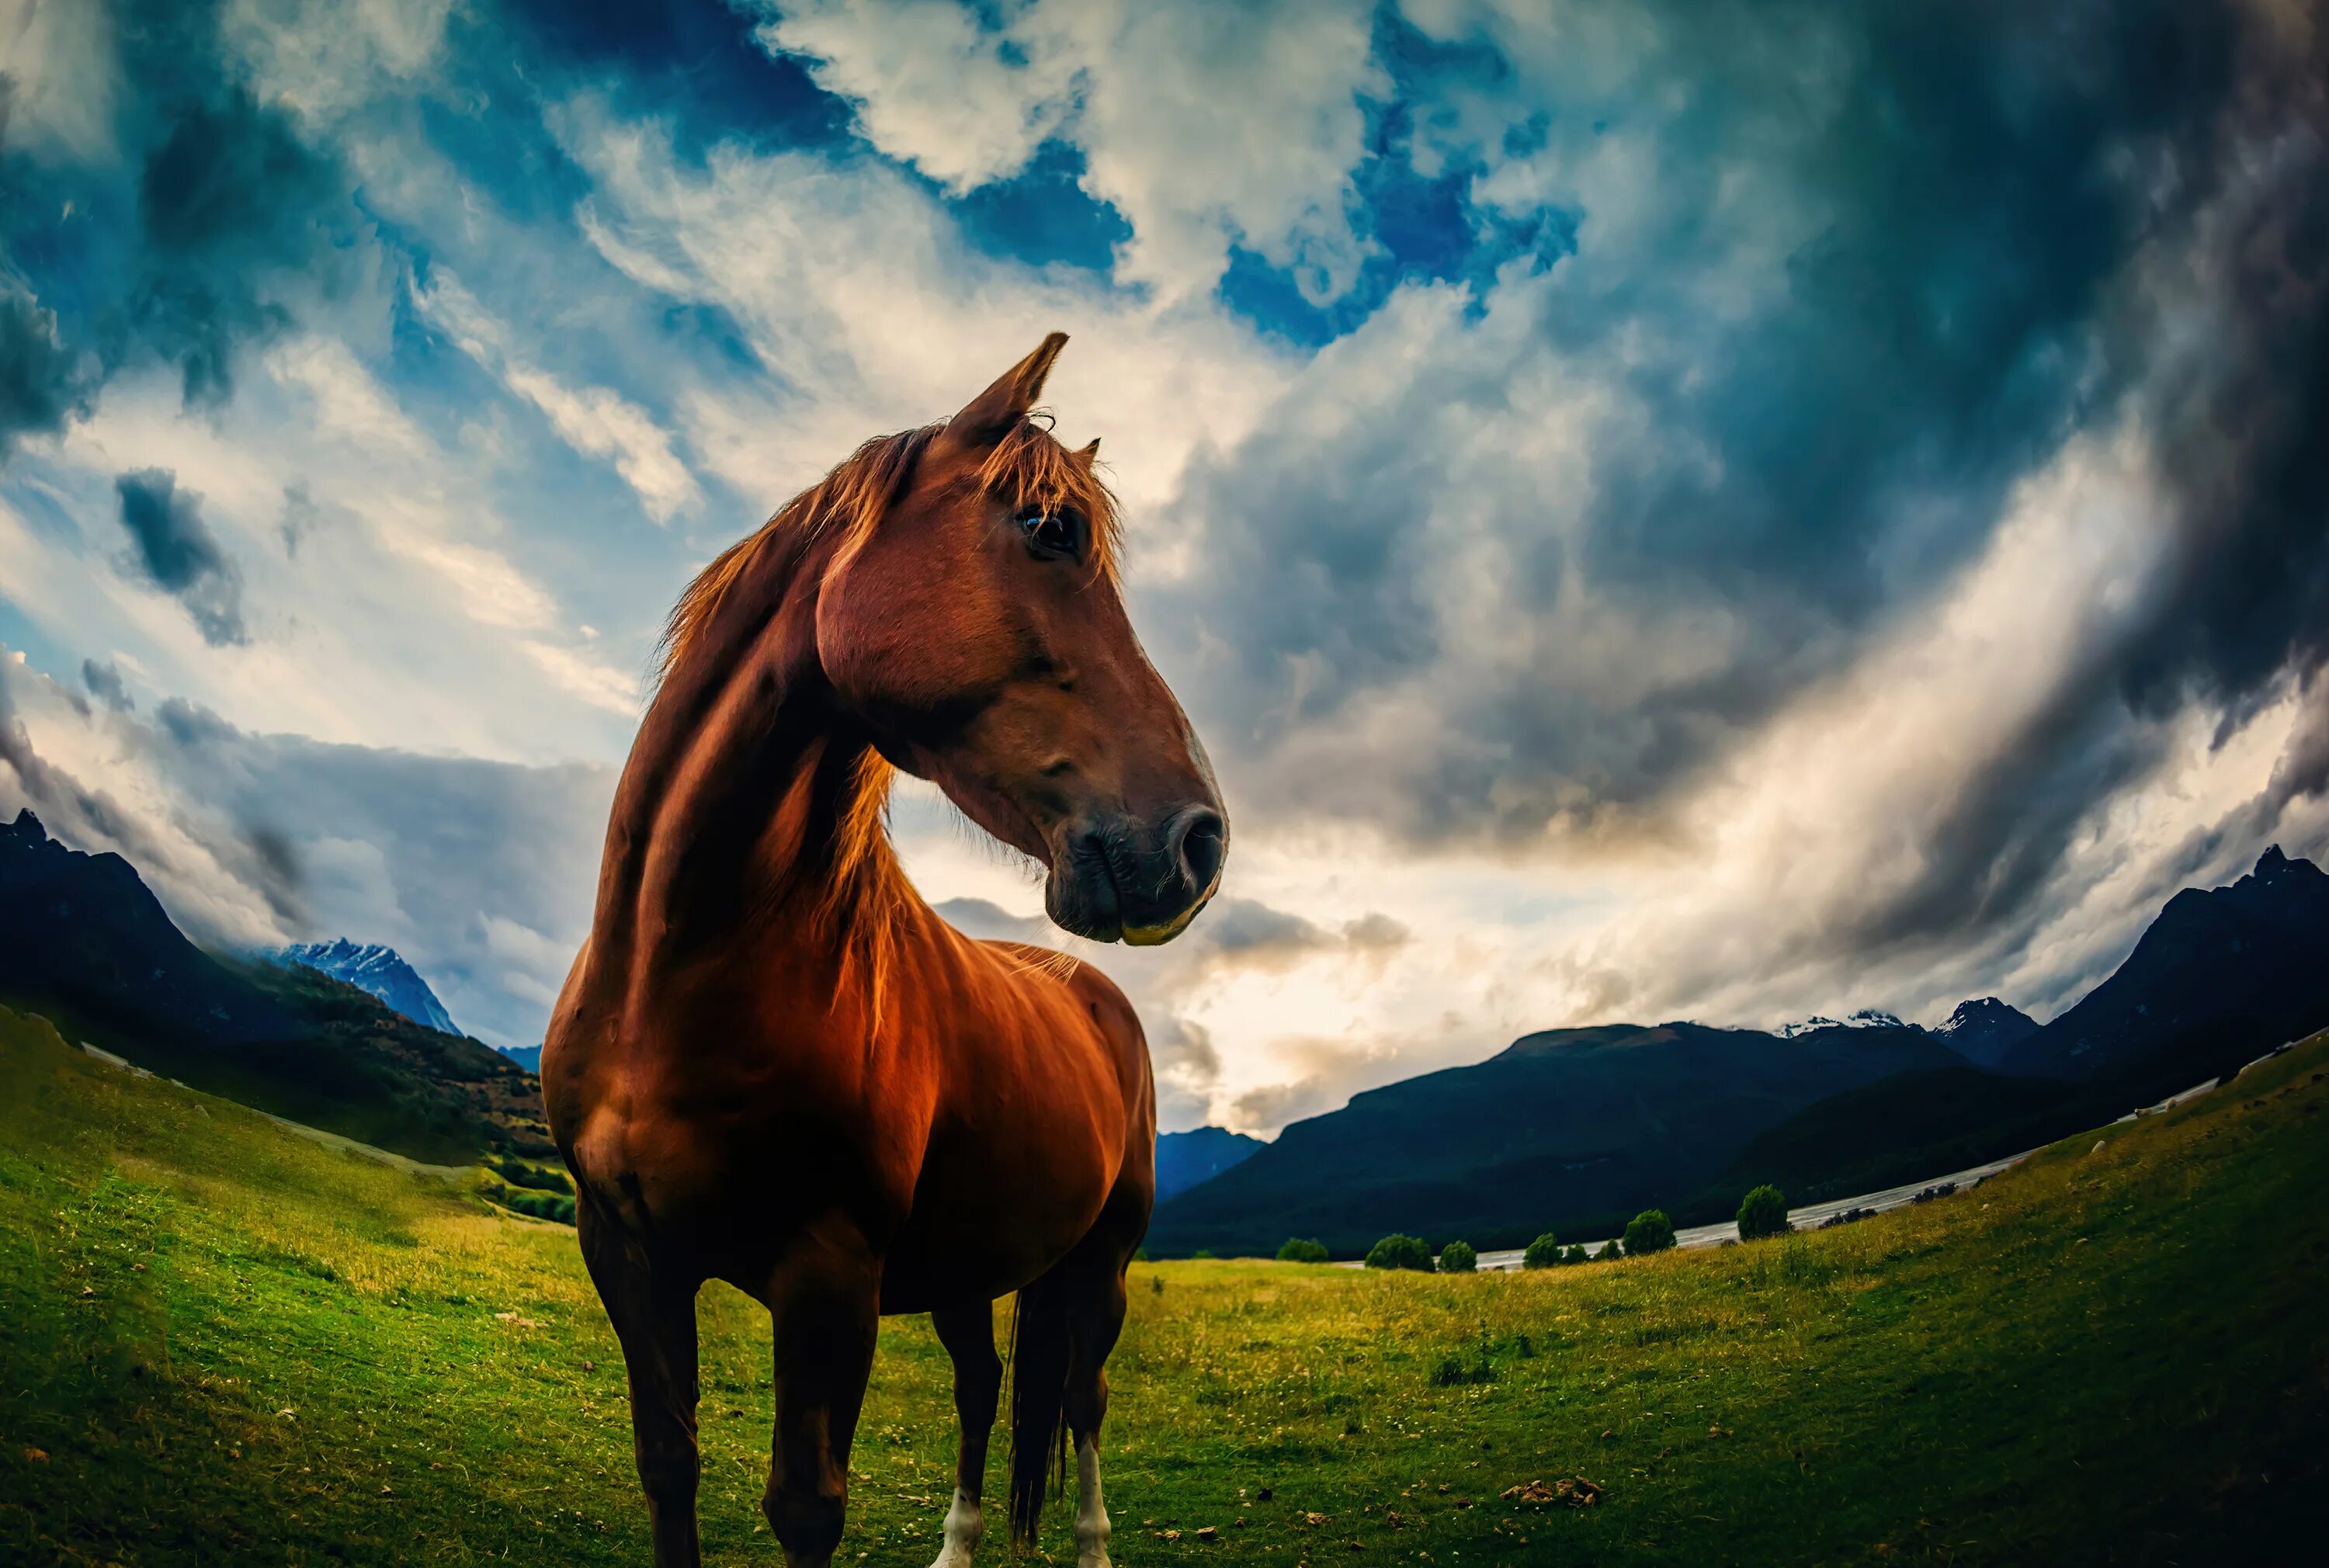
[3,0,2326,1134]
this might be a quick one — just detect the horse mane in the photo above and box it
[656,413,1120,685]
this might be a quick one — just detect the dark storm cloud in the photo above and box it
[114,468,248,645]
[0,287,90,454]
[126,87,365,408]
[1151,0,2329,984]
[81,659,134,712]
[0,4,383,441]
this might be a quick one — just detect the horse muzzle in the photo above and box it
[1045,803,1226,945]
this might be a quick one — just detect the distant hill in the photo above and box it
[498,1045,543,1073]
[1,808,296,1046]
[0,810,546,1164]
[1933,997,2039,1068]
[279,939,460,1036]
[1156,1126,1263,1201]
[1147,1019,1963,1258]
[1718,1065,2078,1204]
[2002,847,2329,1092]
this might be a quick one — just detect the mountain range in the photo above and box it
[1147,847,2329,1257]
[279,938,461,1036]
[0,810,548,1164]
[5,801,2323,1251]
[1155,1126,1263,1201]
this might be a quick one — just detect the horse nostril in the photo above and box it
[1170,806,1227,896]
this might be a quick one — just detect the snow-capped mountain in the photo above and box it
[1932,996,2039,1068]
[279,939,460,1037]
[1775,1008,1911,1038]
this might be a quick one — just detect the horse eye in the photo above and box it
[1019,511,1082,560]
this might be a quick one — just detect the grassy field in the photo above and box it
[2,1003,2324,1566]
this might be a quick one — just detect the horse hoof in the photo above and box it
[1077,1555,1112,1568]
[928,1552,976,1568]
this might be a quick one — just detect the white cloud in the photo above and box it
[555,102,1293,527]
[0,0,120,161]
[753,0,1385,302]
[411,269,703,523]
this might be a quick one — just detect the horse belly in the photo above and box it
[877,1099,1124,1313]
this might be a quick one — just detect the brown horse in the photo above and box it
[542,334,1225,1568]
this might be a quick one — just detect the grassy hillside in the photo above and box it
[2,1001,2322,1565]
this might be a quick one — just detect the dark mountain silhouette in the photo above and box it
[279,938,460,1036]
[1933,997,2039,1068]
[0,810,545,1164]
[2002,847,2329,1091]
[1156,1126,1263,1201]
[1147,1019,1963,1258]
[0,808,294,1044]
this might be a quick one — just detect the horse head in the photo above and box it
[817,333,1226,946]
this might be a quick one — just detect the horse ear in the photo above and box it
[947,332,1068,448]
[1072,437,1100,470]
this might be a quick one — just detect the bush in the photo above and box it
[1364,1233,1433,1271]
[493,1188,575,1225]
[1438,1239,1477,1273]
[486,1154,572,1195]
[1736,1183,1791,1240]
[1522,1232,1563,1269]
[1622,1209,1677,1256]
[1277,1237,1330,1263]
[1562,1244,1591,1265]
[1604,1238,1623,1259]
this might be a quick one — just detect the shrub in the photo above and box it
[486,1154,572,1195]
[498,1189,575,1226]
[1604,1238,1623,1259]
[1438,1240,1477,1273]
[1364,1233,1433,1271]
[1522,1232,1562,1269]
[1622,1209,1677,1256]
[1736,1183,1791,1240]
[1562,1244,1591,1265]
[1277,1237,1330,1263]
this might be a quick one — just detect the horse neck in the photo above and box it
[601,548,906,986]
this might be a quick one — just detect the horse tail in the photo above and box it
[1006,1273,1073,1543]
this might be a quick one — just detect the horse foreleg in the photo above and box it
[755,1217,882,1568]
[1064,1261,1130,1568]
[927,1298,1001,1568]
[578,1194,703,1568]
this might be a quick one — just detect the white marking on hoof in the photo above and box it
[928,1486,981,1568]
[1074,1435,1110,1568]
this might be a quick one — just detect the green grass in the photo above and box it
[2,1001,2324,1565]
